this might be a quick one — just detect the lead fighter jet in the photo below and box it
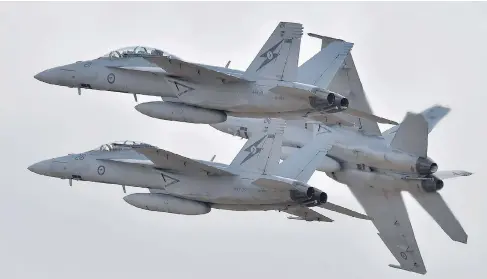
[34,22,396,127]
[28,119,370,223]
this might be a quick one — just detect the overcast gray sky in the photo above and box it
[1,1,486,278]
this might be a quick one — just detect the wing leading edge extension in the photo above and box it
[126,145,236,176]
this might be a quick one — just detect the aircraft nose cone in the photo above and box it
[34,67,67,85]
[28,160,51,176]
[34,69,56,84]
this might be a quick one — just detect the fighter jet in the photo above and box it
[210,34,473,274]
[34,22,396,126]
[27,119,370,223]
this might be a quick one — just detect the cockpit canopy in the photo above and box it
[101,46,180,60]
[93,140,157,152]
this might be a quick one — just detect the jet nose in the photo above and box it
[28,160,52,176]
[34,69,58,84]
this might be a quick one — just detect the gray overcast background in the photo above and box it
[1,1,486,278]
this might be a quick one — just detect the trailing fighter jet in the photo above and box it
[210,34,472,274]
[27,120,370,223]
[34,22,396,126]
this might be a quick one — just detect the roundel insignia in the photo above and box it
[250,146,257,154]
[97,165,106,175]
[266,51,274,60]
[107,73,116,84]
[400,252,408,260]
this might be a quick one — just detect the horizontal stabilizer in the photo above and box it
[434,170,473,180]
[390,113,428,157]
[308,113,355,127]
[410,191,468,243]
[319,202,372,220]
[345,108,399,125]
[284,206,333,222]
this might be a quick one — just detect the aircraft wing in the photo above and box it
[283,206,333,222]
[131,145,236,176]
[347,184,427,274]
[143,55,246,85]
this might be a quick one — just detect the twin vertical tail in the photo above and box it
[304,33,382,136]
[229,118,286,174]
[243,22,303,82]
[392,111,471,244]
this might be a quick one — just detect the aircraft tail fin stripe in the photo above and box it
[390,113,428,157]
[243,22,303,81]
[229,119,285,174]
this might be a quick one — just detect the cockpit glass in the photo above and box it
[92,140,156,152]
[101,46,179,60]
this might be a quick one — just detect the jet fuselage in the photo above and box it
[28,145,305,210]
[35,57,314,116]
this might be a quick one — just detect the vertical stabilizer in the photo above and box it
[383,105,451,143]
[243,22,303,81]
[390,113,428,157]
[229,119,286,174]
[275,127,335,183]
[306,33,381,136]
[297,40,354,88]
